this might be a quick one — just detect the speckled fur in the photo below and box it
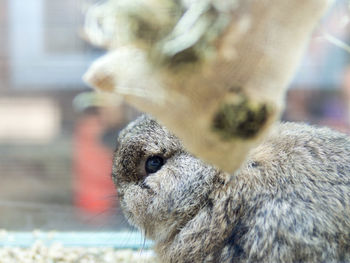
[112,115,350,263]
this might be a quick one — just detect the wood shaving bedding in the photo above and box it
[0,242,157,263]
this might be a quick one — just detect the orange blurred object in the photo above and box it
[73,112,116,214]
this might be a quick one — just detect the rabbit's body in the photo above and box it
[113,115,350,263]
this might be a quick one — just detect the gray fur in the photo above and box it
[112,115,350,263]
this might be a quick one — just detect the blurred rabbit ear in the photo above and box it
[84,0,333,173]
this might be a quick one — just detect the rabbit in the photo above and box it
[112,115,350,263]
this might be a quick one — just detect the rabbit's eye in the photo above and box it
[145,156,164,174]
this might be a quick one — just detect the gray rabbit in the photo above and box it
[112,115,350,263]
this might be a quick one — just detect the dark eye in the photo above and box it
[145,156,164,174]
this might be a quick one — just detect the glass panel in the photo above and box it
[0,0,137,234]
[0,0,349,255]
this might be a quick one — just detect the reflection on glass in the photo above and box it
[0,0,349,243]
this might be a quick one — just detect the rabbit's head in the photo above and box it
[112,115,219,239]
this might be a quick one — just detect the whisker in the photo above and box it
[139,230,147,255]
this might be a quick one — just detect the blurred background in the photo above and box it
[0,0,349,232]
